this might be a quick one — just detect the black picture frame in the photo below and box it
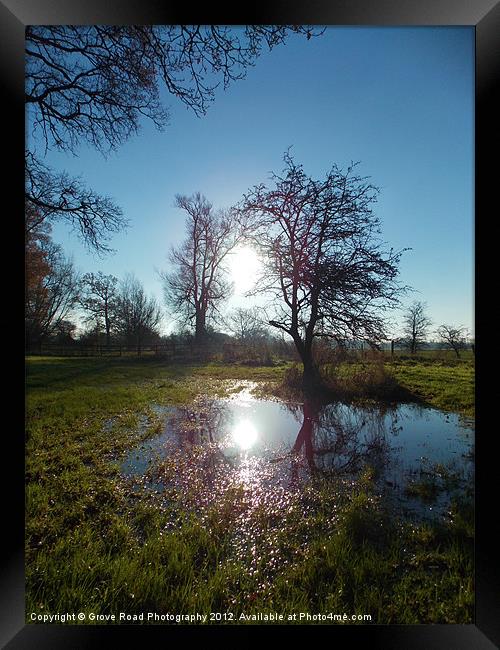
[5,1,499,647]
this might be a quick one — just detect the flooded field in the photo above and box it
[26,358,475,623]
[120,382,474,522]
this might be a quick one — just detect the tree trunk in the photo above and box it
[301,355,322,392]
[195,310,207,345]
[105,316,111,347]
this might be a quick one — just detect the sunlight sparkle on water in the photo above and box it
[232,419,259,450]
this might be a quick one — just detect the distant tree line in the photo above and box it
[395,301,472,358]
[25,223,162,350]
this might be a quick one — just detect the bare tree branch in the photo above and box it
[161,193,243,342]
[25,25,322,253]
[239,151,409,388]
[26,25,323,155]
[25,152,128,255]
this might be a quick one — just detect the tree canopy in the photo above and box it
[240,152,407,387]
[26,25,319,155]
[162,193,242,342]
[25,25,321,253]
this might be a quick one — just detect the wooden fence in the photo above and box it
[25,341,474,361]
[24,340,288,362]
[26,342,209,358]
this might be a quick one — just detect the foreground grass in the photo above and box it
[25,356,474,624]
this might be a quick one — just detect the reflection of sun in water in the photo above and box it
[232,419,258,450]
[227,246,261,294]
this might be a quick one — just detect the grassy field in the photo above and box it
[25,355,474,624]
[332,354,474,416]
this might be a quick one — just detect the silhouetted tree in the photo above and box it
[25,152,126,255]
[162,193,242,343]
[401,300,432,354]
[79,272,119,346]
[240,152,406,390]
[114,275,162,350]
[436,324,469,358]
[226,307,267,341]
[25,25,320,252]
[51,319,77,344]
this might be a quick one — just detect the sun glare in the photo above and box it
[232,419,258,451]
[228,246,261,294]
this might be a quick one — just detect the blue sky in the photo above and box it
[29,26,474,338]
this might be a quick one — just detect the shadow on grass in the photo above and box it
[273,361,428,409]
[25,355,197,390]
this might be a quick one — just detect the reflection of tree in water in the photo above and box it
[288,399,399,478]
[167,398,229,445]
[160,398,232,490]
[156,395,402,490]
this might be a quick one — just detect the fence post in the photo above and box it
[391,339,394,358]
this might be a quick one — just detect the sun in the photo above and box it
[227,246,261,294]
[232,419,258,450]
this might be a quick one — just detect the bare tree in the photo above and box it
[436,324,469,358]
[226,307,267,342]
[25,26,321,251]
[79,272,119,346]
[162,193,242,343]
[240,152,407,390]
[115,276,162,349]
[401,301,432,354]
[114,275,162,351]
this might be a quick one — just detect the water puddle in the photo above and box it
[120,383,474,522]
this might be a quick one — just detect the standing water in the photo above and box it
[120,383,474,521]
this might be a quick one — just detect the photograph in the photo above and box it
[5,5,496,647]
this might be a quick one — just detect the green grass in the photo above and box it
[25,355,474,624]
[308,354,474,416]
[388,358,474,416]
